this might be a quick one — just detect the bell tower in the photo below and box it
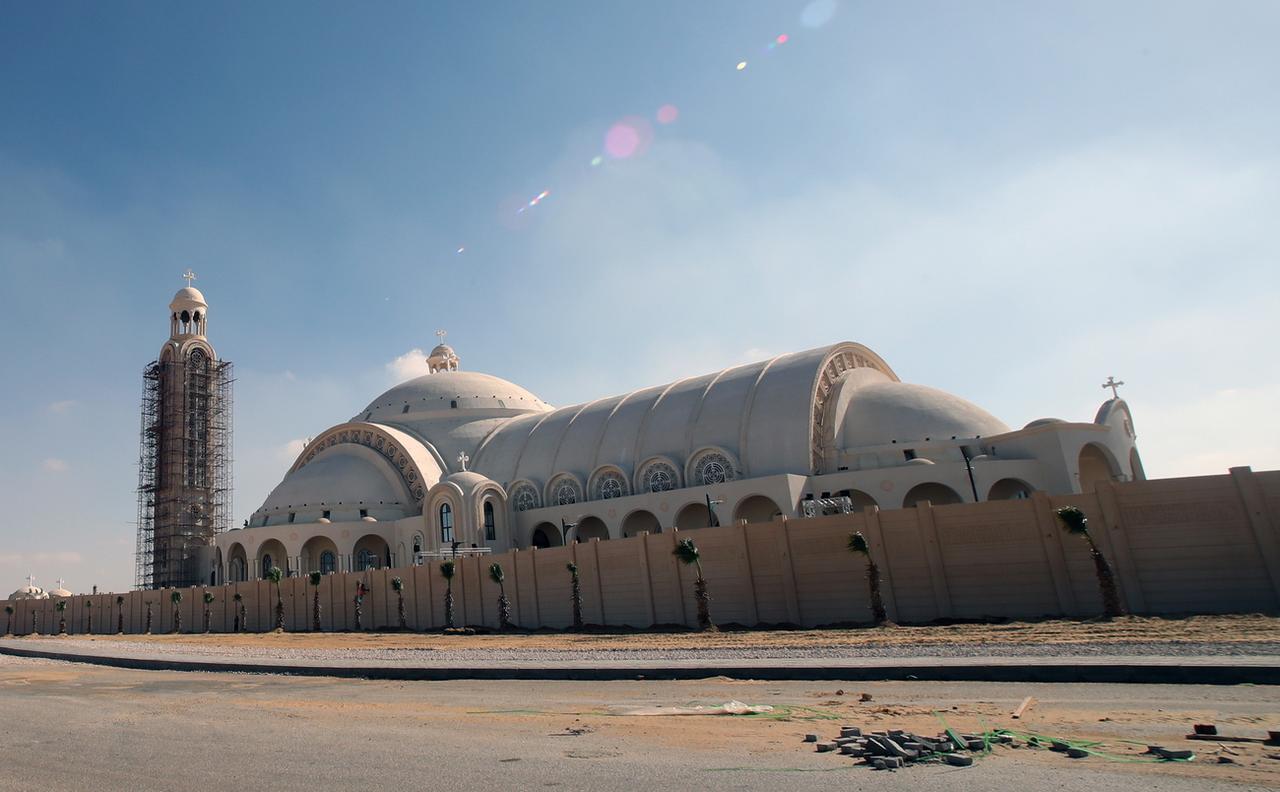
[135,272,234,589]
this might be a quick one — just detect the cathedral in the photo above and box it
[212,313,1143,583]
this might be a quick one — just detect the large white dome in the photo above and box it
[355,370,551,424]
[836,371,1009,449]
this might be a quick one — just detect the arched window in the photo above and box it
[412,533,423,555]
[356,549,377,571]
[440,503,454,544]
[483,501,496,541]
[319,551,336,575]
[261,554,273,579]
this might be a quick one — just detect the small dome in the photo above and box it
[430,343,455,358]
[358,370,551,422]
[1025,417,1066,429]
[9,584,48,600]
[442,471,492,492]
[50,587,72,598]
[169,286,208,311]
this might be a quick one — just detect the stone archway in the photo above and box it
[839,489,879,509]
[902,482,963,508]
[531,522,561,549]
[256,539,288,579]
[621,510,661,538]
[575,516,609,542]
[987,478,1034,501]
[227,543,248,583]
[733,495,782,524]
[1078,443,1120,492]
[352,534,390,571]
[301,536,341,575]
[675,502,713,530]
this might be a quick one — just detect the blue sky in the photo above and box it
[2,1,1277,594]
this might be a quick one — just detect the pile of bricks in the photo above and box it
[804,726,1007,770]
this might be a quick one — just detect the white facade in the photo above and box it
[214,341,1144,582]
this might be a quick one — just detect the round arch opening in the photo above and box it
[621,510,661,538]
[531,522,562,549]
[256,538,288,579]
[675,502,713,530]
[733,495,783,524]
[575,516,609,542]
[902,482,963,508]
[300,535,341,574]
[352,533,391,571]
[987,478,1034,501]
[1078,443,1120,492]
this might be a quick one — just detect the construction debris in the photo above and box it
[805,724,1199,770]
[1011,696,1036,719]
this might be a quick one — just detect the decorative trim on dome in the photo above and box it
[809,344,898,474]
[288,423,431,503]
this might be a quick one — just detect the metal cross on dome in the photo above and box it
[457,452,469,472]
[1102,376,1125,399]
[182,269,197,287]
[436,329,447,344]
[55,578,65,591]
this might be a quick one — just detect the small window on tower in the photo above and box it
[359,508,368,518]
[402,404,410,414]
[450,400,458,409]
[903,449,917,461]
[322,510,330,519]
[288,512,296,523]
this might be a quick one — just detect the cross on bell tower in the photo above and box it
[1102,376,1125,399]
[182,269,197,287]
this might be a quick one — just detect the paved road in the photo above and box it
[2,654,1276,792]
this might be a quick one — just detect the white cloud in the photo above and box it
[46,400,75,414]
[41,458,68,473]
[277,438,308,463]
[1136,384,1280,479]
[386,348,430,381]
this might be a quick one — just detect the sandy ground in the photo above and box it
[1,653,1277,791]
[43,613,1280,652]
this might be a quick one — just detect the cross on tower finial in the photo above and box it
[55,578,65,591]
[25,574,35,588]
[1102,376,1125,399]
[457,451,470,472]
[435,329,447,345]
[182,269,197,287]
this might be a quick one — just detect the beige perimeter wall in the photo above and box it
[5,468,1279,635]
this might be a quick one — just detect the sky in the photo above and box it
[1,1,1277,594]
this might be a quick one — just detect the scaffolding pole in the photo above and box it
[135,355,234,590]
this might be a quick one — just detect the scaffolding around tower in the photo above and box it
[135,354,234,590]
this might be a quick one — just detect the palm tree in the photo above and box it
[115,595,125,634]
[202,592,215,633]
[489,562,511,630]
[31,609,39,635]
[673,538,715,631]
[266,566,285,631]
[55,601,68,635]
[1056,505,1125,618]
[440,561,457,629]
[85,600,93,634]
[308,571,322,631]
[353,581,368,631]
[847,531,890,626]
[566,562,583,630]
[391,577,408,630]
[144,601,153,634]
[170,591,183,633]
[4,604,12,636]
[232,592,245,632]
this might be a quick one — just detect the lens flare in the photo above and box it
[590,155,603,167]
[776,33,789,44]
[456,246,465,254]
[656,104,679,124]
[736,61,748,70]
[604,116,654,159]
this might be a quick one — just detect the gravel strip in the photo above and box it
[22,638,1280,664]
